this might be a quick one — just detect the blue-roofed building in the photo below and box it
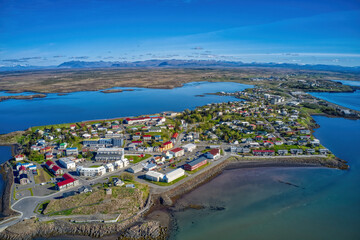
[66,147,78,156]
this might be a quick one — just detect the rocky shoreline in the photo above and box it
[0,162,17,222]
[0,154,348,239]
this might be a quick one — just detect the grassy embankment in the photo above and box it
[41,180,149,218]
[145,175,187,186]
[186,162,211,174]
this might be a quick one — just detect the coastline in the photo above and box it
[0,162,18,221]
[0,79,356,239]
[0,155,347,240]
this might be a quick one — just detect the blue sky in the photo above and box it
[1,0,360,66]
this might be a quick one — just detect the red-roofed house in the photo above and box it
[15,154,25,161]
[206,149,220,159]
[143,135,152,141]
[56,173,79,190]
[263,141,274,147]
[45,153,53,160]
[170,148,184,157]
[70,124,76,130]
[171,132,179,139]
[19,165,27,174]
[51,165,63,176]
[45,160,55,169]
[45,160,63,176]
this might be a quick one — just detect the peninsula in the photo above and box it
[0,83,353,239]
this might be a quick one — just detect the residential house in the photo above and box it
[252,150,275,156]
[170,148,185,158]
[206,149,220,159]
[290,149,303,155]
[56,173,79,191]
[66,147,78,156]
[277,150,288,155]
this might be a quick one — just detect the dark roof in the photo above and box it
[186,156,207,167]
[253,150,275,153]
[208,149,220,156]
[19,174,28,179]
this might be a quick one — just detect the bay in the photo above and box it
[170,100,360,239]
[0,82,251,134]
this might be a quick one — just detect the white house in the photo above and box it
[183,143,197,152]
[206,149,220,159]
[59,157,76,170]
[113,160,124,169]
[105,163,114,172]
[14,154,25,161]
[77,166,106,177]
[170,148,185,158]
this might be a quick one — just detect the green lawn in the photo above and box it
[34,167,52,184]
[186,162,211,174]
[31,122,76,132]
[89,165,102,168]
[145,175,187,186]
[125,154,151,164]
[35,200,50,214]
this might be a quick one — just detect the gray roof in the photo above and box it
[186,156,207,167]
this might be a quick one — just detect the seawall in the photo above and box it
[154,155,348,205]
[0,162,17,221]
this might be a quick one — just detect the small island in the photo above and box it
[101,89,134,93]
[0,94,47,102]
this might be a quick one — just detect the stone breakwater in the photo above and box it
[0,156,347,240]
[0,215,167,240]
[0,163,17,221]
[155,156,348,206]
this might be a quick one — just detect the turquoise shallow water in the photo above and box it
[171,101,360,240]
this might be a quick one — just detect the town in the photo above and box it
[7,86,339,225]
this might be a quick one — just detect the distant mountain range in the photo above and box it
[57,60,360,73]
[1,60,360,73]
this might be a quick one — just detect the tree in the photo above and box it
[120,172,134,181]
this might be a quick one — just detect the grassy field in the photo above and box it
[1,67,358,94]
[126,154,151,164]
[34,167,53,184]
[43,182,149,218]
